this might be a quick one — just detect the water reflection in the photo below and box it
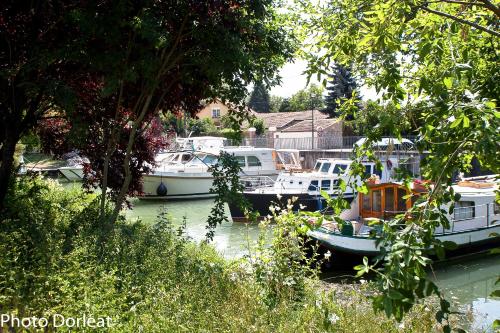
[431,255,500,332]
[125,198,263,258]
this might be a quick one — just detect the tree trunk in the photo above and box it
[109,94,153,225]
[0,129,21,210]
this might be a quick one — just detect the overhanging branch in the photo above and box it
[420,5,500,37]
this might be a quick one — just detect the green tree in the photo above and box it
[325,64,358,117]
[0,0,295,215]
[249,82,271,113]
[288,84,325,111]
[250,118,266,135]
[279,98,292,112]
[298,0,500,327]
[269,95,284,113]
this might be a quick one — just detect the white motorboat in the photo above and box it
[140,147,301,200]
[228,157,409,221]
[308,176,500,257]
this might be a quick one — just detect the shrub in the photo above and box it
[0,177,442,332]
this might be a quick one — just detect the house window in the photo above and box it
[364,165,372,177]
[308,180,319,191]
[321,180,331,190]
[454,201,475,221]
[212,108,221,118]
[247,156,261,167]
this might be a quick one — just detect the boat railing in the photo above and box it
[240,176,275,190]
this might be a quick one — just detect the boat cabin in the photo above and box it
[359,182,425,219]
[358,179,499,233]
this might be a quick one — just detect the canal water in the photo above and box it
[126,198,500,331]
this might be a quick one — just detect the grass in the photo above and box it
[0,177,466,332]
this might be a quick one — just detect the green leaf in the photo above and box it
[450,117,462,128]
[443,77,452,89]
[462,116,470,128]
[383,297,393,317]
[490,290,500,297]
[388,289,404,300]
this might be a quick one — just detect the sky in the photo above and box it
[270,59,378,100]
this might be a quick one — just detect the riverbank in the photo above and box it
[0,177,455,332]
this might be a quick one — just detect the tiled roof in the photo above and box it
[252,110,331,131]
[280,118,340,132]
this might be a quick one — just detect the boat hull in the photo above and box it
[141,172,280,200]
[308,224,500,258]
[229,192,355,222]
[141,174,216,200]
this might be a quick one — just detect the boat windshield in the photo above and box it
[332,164,348,174]
[202,154,218,165]
[320,163,331,173]
[314,161,321,171]
[189,154,218,166]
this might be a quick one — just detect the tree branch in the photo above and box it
[419,5,500,37]
[476,0,500,17]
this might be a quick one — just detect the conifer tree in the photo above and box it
[248,82,271,113]
[324,64,358,117]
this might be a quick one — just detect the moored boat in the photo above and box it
[228,157,405,221]
[140,147,300,200]
[308,177,500,257]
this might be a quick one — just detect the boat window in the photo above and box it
[235,156,246,167]
[332,164,348,174]
[373,190,382,212]
[364,165,372,177]
[308,180,319,191]
[362,193,370,211]
[181,154,192,163]
[495,202,500,215]
[247,156,262,167]
[385,187,395,212]
[314,161,321,171]
[321,180,331,190]
[454,201,475,221]
[374,164,382,178]
[320,163,331,173]
[397,188,407,211]
[202,155,218,165]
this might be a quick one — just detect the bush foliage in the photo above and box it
[0,178,440,332]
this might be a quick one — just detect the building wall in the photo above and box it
[196,101,230,125]
[272,131,318,139]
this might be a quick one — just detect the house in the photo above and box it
[196,99,230,126]
[252,109,345,135]
[244,110,353,150]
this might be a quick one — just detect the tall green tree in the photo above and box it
[0,0,295,217]
[0,1,77,208]
[249,82,271,113]
[324,64,358,117]
[288,84,325,111]
[298,0,500,327]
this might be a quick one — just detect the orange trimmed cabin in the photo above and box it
[359,182,427,220]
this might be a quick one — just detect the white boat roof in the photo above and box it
[223,147,275,153]
[354,137,414,147]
